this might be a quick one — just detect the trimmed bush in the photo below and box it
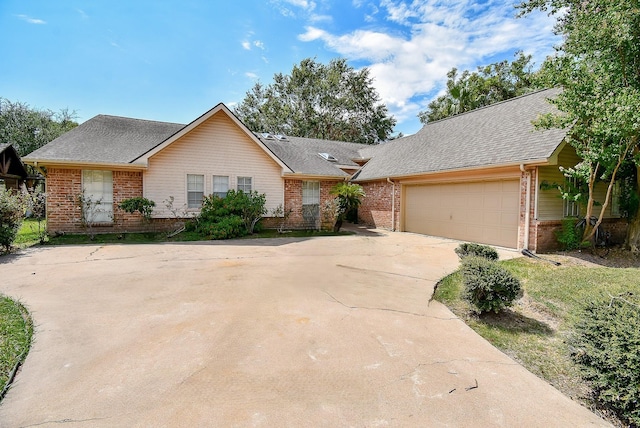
[570,295,640,426]
[195,190,266,239]
[461,256,521,314]
[0,188,25,252]
[455,242,499,261]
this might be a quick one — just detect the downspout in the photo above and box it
[520,164,531,250]
[387,177,395,231]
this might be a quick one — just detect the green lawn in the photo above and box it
[0,296,33,401]
[434,257,640,423]
[14,219,47,248]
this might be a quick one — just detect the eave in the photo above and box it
[22,158,147,171]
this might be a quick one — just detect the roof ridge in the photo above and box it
[94,114,186,127]
[420,87,559,127]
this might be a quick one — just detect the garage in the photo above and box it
[403,180,520,248]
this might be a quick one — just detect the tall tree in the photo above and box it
[418,52,541,124]
[234,58,396,145]
[0,98,78,156]
[518,0,640,251]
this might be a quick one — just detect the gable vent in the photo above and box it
[319,152,338,162]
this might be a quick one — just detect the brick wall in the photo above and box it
[532,218,629,253]
[46,168,149,234]
[517,169,538,251]
[358,180,400,230]
[283,178,341,230]
[46,168,83,233]
[112,170,146,231]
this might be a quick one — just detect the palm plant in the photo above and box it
[329,182,365,232]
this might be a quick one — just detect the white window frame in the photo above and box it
[237,176,252,193]
[302,181,320,206]
[213,175,229,199]
[81,170,113,223]
[187,174,204,208]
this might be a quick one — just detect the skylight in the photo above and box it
[319,152,338,162]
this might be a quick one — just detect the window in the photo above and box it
[563,177,580,218]
[213,176,229,198]
[82,170,113,223]
[237,176,252,193]
[187,174,204,208]
[611,180,622,217]
[302,181,320,229]
[302,181,320,205]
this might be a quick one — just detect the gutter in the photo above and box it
[22,159,148,171]
[387,177,395,231]
[520,164,531,250]
[354,159,551,183]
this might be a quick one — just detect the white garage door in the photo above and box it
[404,180,520,248]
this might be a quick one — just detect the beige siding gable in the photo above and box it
[143,111,284,216]
[536,145,617,220]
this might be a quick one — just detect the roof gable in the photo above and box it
[0,144,28,178]
[133,104,291,172]
[354,88,566,181]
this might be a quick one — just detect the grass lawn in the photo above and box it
[14,219,47,248]
[0,296,33,401]
[434,256,640,425]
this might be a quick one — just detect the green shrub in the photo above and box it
[570,295,640,426]
[0,188,25,252]
[119,197,155,221]
[198,215,246,239]
[455,242,499,261]
[461,256,521,314]
[555,217,582,250]
[195,190,266,239]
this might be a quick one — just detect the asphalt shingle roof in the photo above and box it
[24,115,185,164]
[258,134,368,177]
[353,88,566,181]
[23,88,565,180]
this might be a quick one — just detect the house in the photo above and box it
[0,144,29,190]
[352,88,627,252]
[23,104,366,234]
[22,88,626,252]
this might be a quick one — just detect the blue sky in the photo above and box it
[1,0,560,136]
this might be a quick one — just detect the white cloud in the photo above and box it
[297,0,560,129]
[242,41,251,50]
[245,72,259,79]
[17,14,46,24]
[254,40,265,50]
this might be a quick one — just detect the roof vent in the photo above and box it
[261,133,275,140]
[319,152,338,162]
[275,134,288,141]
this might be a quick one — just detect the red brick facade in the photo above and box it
[283,178,342,230]
[358,180,400,231]
[46,168,150,234]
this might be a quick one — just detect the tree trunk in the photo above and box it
[624,166,640,253]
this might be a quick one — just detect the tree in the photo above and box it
[234,58,396,145]
[518,0,640,251]
[418,52,541,124]
[329,182,365,232]
[0,98,78,157]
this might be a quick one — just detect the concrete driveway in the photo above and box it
[0,230,608,427]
